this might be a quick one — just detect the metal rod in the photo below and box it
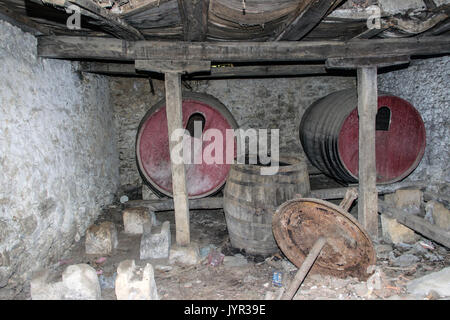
[281,237,327,300]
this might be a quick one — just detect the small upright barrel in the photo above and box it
[299,88,426,184]
[223,155,310,256]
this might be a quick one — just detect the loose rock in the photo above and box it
[115,260,159,300]
[85,221,118,255]
[385,190,423,214]
[407,267,450,297]
[31,264,101,300]
[123,207,151,234]
[62,264,102,300]
[389,252,420,267]
[140,221,171,260]
[169,244,201,266]
[426,200,450,230]
[380,214,419,244]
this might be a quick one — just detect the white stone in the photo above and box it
[407,267,450,297]
[140,221,171,260]
[31,264,101,300]
[169,244,201,266]
[62,264,101,300]
[85,221,118,255]
[380,214,419,244]
[115,260,159,300]
[426,201,450,231]
[123,207,151,234]
[385,190,423,215]
[30,270,66,300]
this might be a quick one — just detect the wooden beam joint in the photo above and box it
[135,59,211,74]
[326,55,411,69]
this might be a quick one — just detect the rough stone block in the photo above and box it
[61,264,102,300]
[169,244,201,266]
[30,270,66,300]
[31,264,101,300]
[85,221,118,255]
[123,207,151,234]
[385,189,423,214]
[140,221,171,260]
[407,267,450,297]
[115,260,159,300]
[426,201,450,231]
[380,214,419,244]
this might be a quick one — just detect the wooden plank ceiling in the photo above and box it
[1,0,449,41]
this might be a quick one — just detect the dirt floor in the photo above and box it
[15,195,450,300]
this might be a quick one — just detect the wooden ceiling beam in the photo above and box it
[41,0,144,40]
[177,0,210,41]
[79,61,328,78]
[0,6,53,36]
[38,35,450,62]
[271,0,340,41]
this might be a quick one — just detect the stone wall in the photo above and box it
[110,58,448,194]
[110,76,356,190]
[379,56,450,188]
[0,21,120,297]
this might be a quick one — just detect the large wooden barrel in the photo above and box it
[136,92,238,199]
[223,155,310,256]
[299,88,426,184]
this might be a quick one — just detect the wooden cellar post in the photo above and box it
[326,56,411,240]
[134,60,211,246]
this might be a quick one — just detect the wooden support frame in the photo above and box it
[79,61,328,78]
[37,36,450,62]
[324,55,417,240]
[164,72,190,245]
[357,66,379,239]
[136,58,212,246]
[135,59,211,74]
[326,56,411,69]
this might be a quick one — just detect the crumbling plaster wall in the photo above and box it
[110,75,356,190]
[0,21,120,296]
[379,56,450,188]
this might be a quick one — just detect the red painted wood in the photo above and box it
[138,99,234,198]
[338,95,426,184]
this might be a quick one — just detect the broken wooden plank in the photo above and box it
[273,0,340,41]
[80,61,328,78]
[357,66,378,239]
[135,59,211,74]
[125,197,224,211]
[37,36,450,62]
[69,0,144,40]
[310,181,429,200]
[379,200,450,248]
